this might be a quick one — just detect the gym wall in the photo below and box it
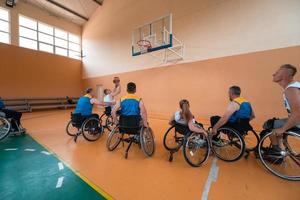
[0,1,83,98]
[82,0,300,124]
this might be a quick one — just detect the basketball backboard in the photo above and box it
[132,14,172,56]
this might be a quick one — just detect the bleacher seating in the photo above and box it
[3,97,79,112]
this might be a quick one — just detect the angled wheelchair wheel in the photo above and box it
[66,120,78,136]
[0,117,11,141]
[81,118,103,142]
[141,127,155,157]
[183,132,210,167]
[106,125,122,151]
[258,131,300,181]
[105,115,114,131]
[211,127,245,162]
[244,129,259,152]
[163,125,184,151]
[99,113,106,127]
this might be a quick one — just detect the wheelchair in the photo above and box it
[99,107,119,132]
[0,111,26,141]
[106,115,155,159]
[163,121,210,167]
[257,128,300,181]
[66,113,104,142]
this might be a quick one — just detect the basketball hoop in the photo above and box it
[137,39,152,54]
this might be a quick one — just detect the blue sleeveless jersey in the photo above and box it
[74,95,93,116]
[120,94,141,116]
[229,97,252,123]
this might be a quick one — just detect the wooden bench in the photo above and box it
[2,97,78,112]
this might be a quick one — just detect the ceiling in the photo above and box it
[20,0,104,25]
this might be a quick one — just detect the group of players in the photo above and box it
[74,64,300,159]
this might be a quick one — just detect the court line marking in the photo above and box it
[58,162,64,170]
[30,134,114,200]
[41,151,52,155]
[201,157,219,200]
[56,177,64,188]
[4,148,18,151]
[25,148,36,151]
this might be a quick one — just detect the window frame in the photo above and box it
[18,14,81,60]
[0,6,11,44]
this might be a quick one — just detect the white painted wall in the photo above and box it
[82,0,300,78]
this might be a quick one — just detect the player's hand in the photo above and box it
[143,122,149,128]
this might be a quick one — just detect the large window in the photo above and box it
[19,15,81,60]
[0,7,10,44]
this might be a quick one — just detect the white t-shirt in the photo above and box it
[174,111,188,125]
[283,81,300,113]
[103,94,115,107]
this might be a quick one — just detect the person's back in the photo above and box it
[112,82,148,128]
[228,97,252,123]
[120,93,141,116]
[75,94,93,116]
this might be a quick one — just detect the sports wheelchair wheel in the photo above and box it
[244,129,259,151]
[258,131,300,181]
[81,118,103,141]
[140,127,155,157]
[106,125,122,151]
[211,127,245,162]
[163,125,184,151]
[183,132,210,167]
[105,115,114,131]
[0,117,11,141]
[66,120,78,136]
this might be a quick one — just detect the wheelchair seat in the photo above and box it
[104,106,112,116]
[119,115,141,134]
[71,113,84,129]
[172,121,190,135]
[234,118,253,134]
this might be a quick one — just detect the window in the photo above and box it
[18,15,81,60]
[19,15,37,49]
[0,7,10,44]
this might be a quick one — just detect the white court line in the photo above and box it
[58,162,64,171]
[201,158,219,200]
[41,151,51,155]
[25,148,36,152]
[4,148,18,151]
[56,177,64,188]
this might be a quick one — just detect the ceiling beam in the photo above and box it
[46,0,89,21]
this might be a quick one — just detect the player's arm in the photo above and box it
[212,102,239,134]
[112,100,121,124]
[139,100,148,127]
[111,85,121,97]
[279,88,300,132]
[188,119,206,134]
[90,98,106,106]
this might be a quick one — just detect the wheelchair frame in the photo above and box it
[0,111,26,141]
[66,113,104,142]
[106,116,155,159]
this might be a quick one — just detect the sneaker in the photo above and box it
[263,148,284,164]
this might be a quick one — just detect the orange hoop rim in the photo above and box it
[137,39,152,49]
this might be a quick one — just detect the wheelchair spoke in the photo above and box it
[258,131,300,181]
[183,133,210,167]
